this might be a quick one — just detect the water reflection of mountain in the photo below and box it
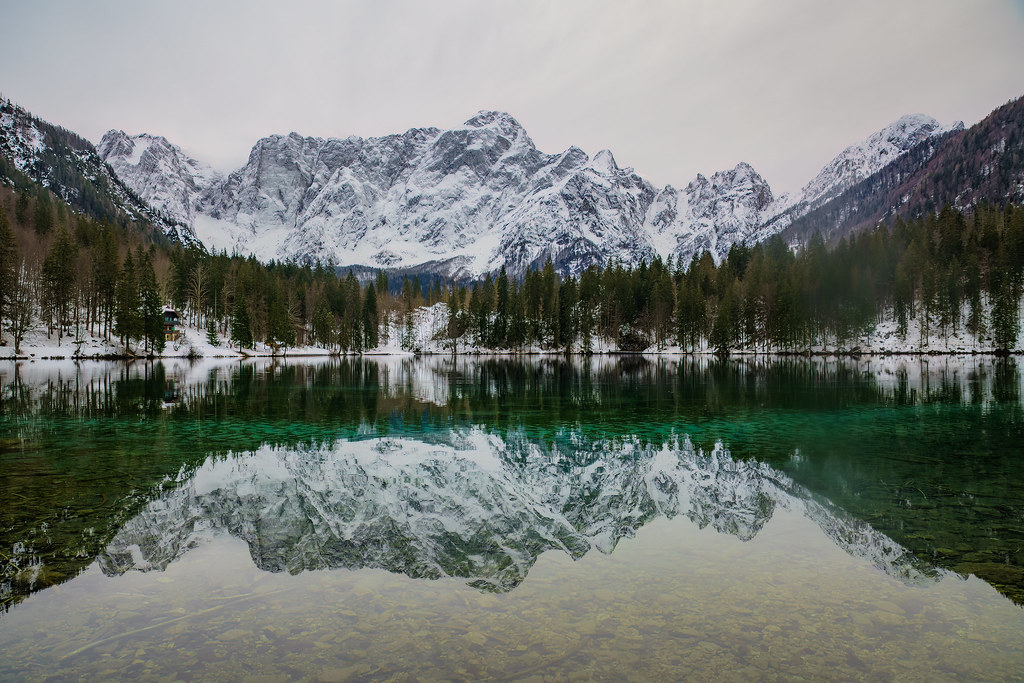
[2,356,1023,610]
[98,431,937,592]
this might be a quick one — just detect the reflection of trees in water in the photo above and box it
[4,356,1022,423]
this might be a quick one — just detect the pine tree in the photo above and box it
[267,282,294,351]
[14,189,30,226]
[230,292,253,351]
[964,254,985,342]
[493,266,509,348]
[342,272,362,352]
[446,285,468,355]
[992,241,1021,352]
[312,298,334,350]
[650,265,674,349]
[41,227,77,341]
[94,226,119,340]
[540,259,557,347]
[710,281,739,354]
[401,275,414,311]
[137,249,165,355]
[206,317,221,347]
[576,268,599,353]
[33,188,54,235]
[557,275,577,352]
[893,261,912,339]
[114,252,141,352]
[0,211,15,345]
[362,282,379,349]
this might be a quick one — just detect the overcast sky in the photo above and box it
[3,0,1024,193]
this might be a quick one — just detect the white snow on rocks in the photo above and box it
[98,110,957,277]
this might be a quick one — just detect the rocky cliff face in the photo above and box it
[97,110,958,275]
[646,162,775,266]
[96,130,222,226]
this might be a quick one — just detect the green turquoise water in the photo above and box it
[0,356,1023,680]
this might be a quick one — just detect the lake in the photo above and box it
[1,356,1023,681]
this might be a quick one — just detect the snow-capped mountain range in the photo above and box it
[96,111,959,276]
[98,430,937,592]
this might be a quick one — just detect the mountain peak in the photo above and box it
[891,113,940,128]
[795,112,950,208]
[591,149,618,174]
[100,128,129,142]
[464,110,524,137]
[878,114,945,147]
[97,128,221,227]
[97,129,155,166]
[724,162,762,183]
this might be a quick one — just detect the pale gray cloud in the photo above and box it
[3,0,1023,193]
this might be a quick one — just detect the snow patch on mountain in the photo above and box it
[0,105,46,175]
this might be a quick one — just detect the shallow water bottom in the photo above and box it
[2,510,1022,682]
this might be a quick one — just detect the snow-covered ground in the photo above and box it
[3,297,1023,360]
[0,319,339,360]
[374,301,1024,357]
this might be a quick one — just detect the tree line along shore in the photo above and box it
[1,182,1023,358]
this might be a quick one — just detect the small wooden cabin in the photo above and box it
[163,306,180,342]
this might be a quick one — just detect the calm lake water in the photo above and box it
[1,356,1023,681]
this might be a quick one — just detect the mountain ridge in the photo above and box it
[4,94,1001,277]
[782,96,1024,243]
[97,108,957,275]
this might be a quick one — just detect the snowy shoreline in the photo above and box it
[4,300,1023,361]
[2,348,1020,361]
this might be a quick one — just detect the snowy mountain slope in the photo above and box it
[97,108,962,275]
[97,130,223,225]
[233,113,658,275]
[782,96,1024,243]
[760,114,962,236]
[802,114,957,206]
[100,112,773,274]
[0,98,196,245]
[98,430,937,591]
